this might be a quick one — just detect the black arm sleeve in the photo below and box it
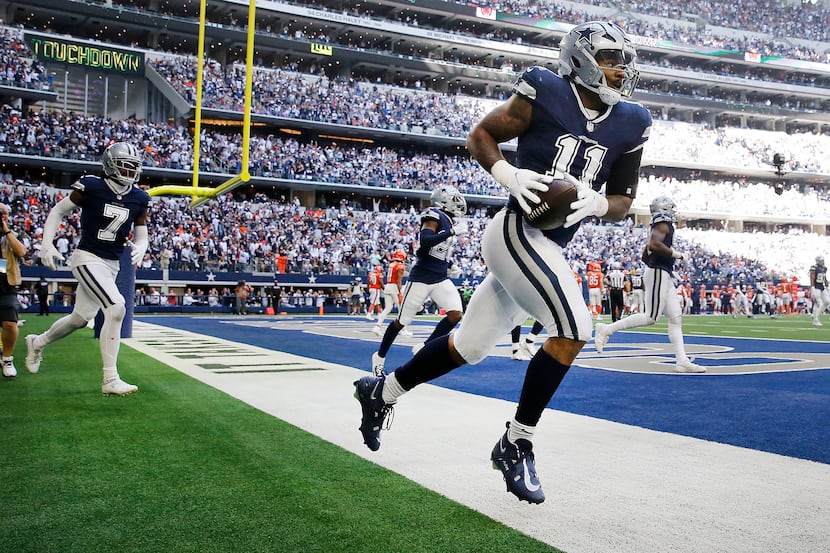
[605,147,643,198]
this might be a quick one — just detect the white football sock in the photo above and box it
[382,372,405,405]
[508,419,535,443]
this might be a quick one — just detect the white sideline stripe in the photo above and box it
[125,321,830,553]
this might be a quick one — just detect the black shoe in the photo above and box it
[353,375,394,451]
[490,426,545,504]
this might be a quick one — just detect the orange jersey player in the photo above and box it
[791,276,800,314]
[780,277,792,315]
[711,285,722,314]
[586,261,604,318]
[373,250,407,334]
[366,265,385,319]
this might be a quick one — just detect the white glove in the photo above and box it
[130,225,149,266]
[448,264,462,279]
[563,175,609,228]
[451,219,468,236]
[491,160,552,214]
[129,241,147,266]
[40,243,64,271]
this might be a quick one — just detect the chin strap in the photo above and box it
[104,176,132,195]
[574,75,622,106]
[597,86,622,106]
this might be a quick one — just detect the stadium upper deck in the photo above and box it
[5,0,830,133]
[1,0,829,220]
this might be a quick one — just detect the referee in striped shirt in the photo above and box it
[606,262,627,322]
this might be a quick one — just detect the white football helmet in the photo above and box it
[650,196,677,224]
[101,142,143,194]
[430,185,467,219]
[817,256,825,267]
[558,21,639,106]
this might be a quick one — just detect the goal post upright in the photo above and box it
[189,0,255,208]
[148,0,255,207]
[191,0,208,190]
[126,1,256,337]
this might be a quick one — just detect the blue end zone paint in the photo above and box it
[141,316,830,464]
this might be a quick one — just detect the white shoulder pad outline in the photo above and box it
[71,174,98,192]
[421,207,442,222]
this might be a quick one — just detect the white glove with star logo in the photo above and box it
[491,160,552,214]
[563,174,609,228]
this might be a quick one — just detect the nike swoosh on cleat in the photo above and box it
[522,459,541,492]
[369,380,381,401]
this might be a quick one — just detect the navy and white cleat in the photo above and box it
[491,427,545,504]
[353,375,394,451]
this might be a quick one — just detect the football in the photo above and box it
[523,178,579,230]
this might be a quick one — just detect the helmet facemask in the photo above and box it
[559,21,640,106]
[101,142,143,195]
[649,196,677,224]
[430,185,467,219]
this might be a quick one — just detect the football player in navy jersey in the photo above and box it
[594,196,704,374]
[370,184,467,376]
[354,21,650,503]
[25,142,150,396]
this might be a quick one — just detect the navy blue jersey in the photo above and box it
[507,67,651,247]
[72,175,150,260]
[409,207,455,284]
[812,264,827,290]
[630,272,644,290]
[644,218,675,273]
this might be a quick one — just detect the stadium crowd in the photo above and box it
[142,31,830,112]
[148,55,830,136]
[78,0,830,62]
[102,0,830,62]
[8,0,830,99]
[402,0,830,60]
[4,103,830,200]
[2,24,829,173]
[0,8,828,300]
[0,27,49,90]
[2,174,824,290]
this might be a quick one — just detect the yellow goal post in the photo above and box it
[148,0,255,208]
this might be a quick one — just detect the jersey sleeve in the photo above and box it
[511,66,549,103]
[72,174,104,191]
[420,207,442,224]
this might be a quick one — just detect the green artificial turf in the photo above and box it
[0,316,560,553]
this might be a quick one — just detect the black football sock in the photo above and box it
[394,334,462,390]
[424,315,457,343]
[515,348,570,426]
[378,321,403,357]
